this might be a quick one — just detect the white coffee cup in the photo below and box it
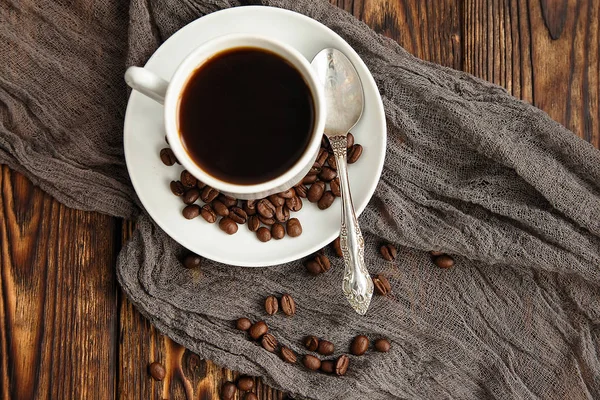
[125,34,326,199]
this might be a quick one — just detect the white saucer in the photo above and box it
[123,6,386,267]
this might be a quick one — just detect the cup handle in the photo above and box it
[124,66,169,105]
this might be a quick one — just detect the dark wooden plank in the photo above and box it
[0,166,119,399]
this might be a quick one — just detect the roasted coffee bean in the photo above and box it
[317,340,334,356]
[201,186,219,203]
[221,382,237,400]
[247,215,260,232]
[212,200,230,217]
[182,188,200,205]
[268,194,285,207]
[350,335,369,356]
[183,254,202,269]
[219,217,238,235]
[243,199,257,216]
[218,194,237,207]
[318,167,337,182]
[305,254,331,275]
[249,321,268,340]
[430,250,445,256]
[237,376,254,391]
[182,204,200,219]
[380,244,397,261]
[318,191,335,210]
[256,227,272,242]
[229,207,248,224]
[196,180,207,189]
[347,144,363,164]
[374,338,391,352]
[245,393,258,400]
[434,254,455,269]
[149,362,166,381]
[303,355,321,371]
[307,162,322,176]
[258,215,276,226]
[257,199,276,218]
[280,294,296,316]
[346,132,355,148]
[236,317,252,331]
[326,153,337,170]
[278,188,296,199]
[316,147,329,166]
[304,336,319,351]
[170,180,185,196]
[335,355,349,376]
[271,223,285,239]
[180,170,197,188]
[159,148,177,166]
[286,218,302,237]
[280,347,297,364]
[275,206,290,223]
[321,134,330,149]
[294,184,308,198]
[261,333,278,353]
[307,181,325,203]
[373,274,392,296]
[330,178,341,197]
[332,237,343,257]
[320,360,335,374]
[302,174,318,185]
[264,295,279,315]
[200,204,217,223]
[286,196,303,212]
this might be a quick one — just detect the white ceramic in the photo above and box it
[124,34,326,199]
[123,6,386,267]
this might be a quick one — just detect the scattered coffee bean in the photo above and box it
[170,180,185,196]
[261,333,278,352]
[434,254,455,269]
[247,215,260,232]
[304,336,319,352]
[201,186,219,203]
[326,153,337,170]
[200,204,217,223]
[180,170,197,188]
[236,317,252,331]
[278,188,296,199]
[280,294,296,316]
[182,204,200,219]
[347,144,363,164]
[257,199,276,218]
[374,338,391,352]
[219,217,238,235]
[330,178,341,197]
[318,191,335,210]
[229,206,248,224]
[256,227,272,242]
[335,355,349,376]
[307,181,325,203]
[346,132,355,148]
[318,166,337,182]
[294,184,308,198]
[196,180,207,189]
[303,355,321,371]
[245,393,258,400]
[218,194,237,207]
[243,200,257,216]
[285,196,303,212]
[268,194,285,207]
[265,295,278,315]
[237,376,254,391]
[320,360,335,374]
[280,347,297,364]
[149,361,166,381]
[308,163,322,176]
[373,274,392,296]
[316,147,329,166]
[221,382,237,400]
[321,134,330,149]
[350,335,369,356]
[302,174,318,185]
[305,254,331,275]
[286,218,302,237]
[182,188,200,205]
[159,148,177,166]
[275,206,290,223]
[317,340,334,356]
[380,244,397,261]
[259,215,276,226]
[332,237,343,257]
[212,200,230,217]
[249,321,268,340]
[271,223,285,239]
[430,250,445,256]
[183,254,202,269]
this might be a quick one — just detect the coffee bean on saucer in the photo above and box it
[257,199,276,218]
[219,217,238,235]
[280,347,297,364]
[201,186,219,202]
[196,180,207,189]
[249,321,268,340]
[308,162,322,176]
[261,333,278,353]
[294,184,308,198]
[350,335,369,356]
[149,361,166,381]
[430,250,445,256]
[380,244,397,261]
[346,132,355,148]
[236,317,252,331]
[258,215,276,226]
[347,144,363,164]
[316,147,329,166]
[318,191,335,210]
[256,227,272,242]
[302,174,318,185]
[245,393,258,400]
[307,181,325,203]
[180,170,197,188]
[243,199,257,216]
[182,204,200,219]
[200,204,217,223]
[265,295,278,315]
[275,206,290,223]
[286,218,302,237]
[330,178,341,197]
[326,153,337,170]
[317,340,334,356]
[321,134,330,149]
[221,382,236,400]
[305,254,331,275]
[335,355,349,376]
[320,360,335,374]
[286,196,303,212]
[159,148,177,166]
[303,355,321,371]
[374,338,391,352]
[434,254,455,269]
[182,188,200,205]
[280,294,296,316]
[278,188,296,199]
[211,200,229,217]
[304,336,319,351]
[237,376,254,391]
[183,254,202,269]
[229,206,248,224]
[170,180,185,196]
[218,194,237,207]
[268,194,285,207]
[318,167,337,182]
[373,274,392,296]
[271,223,285,239]
[247,215,260,232]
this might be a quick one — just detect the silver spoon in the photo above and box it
[311,48,373,315]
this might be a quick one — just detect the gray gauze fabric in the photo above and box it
[2,0,600,398]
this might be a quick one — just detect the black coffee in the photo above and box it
[179,47,315,185]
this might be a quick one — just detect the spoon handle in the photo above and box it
[329,136,373,315]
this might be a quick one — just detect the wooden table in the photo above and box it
[1,0,598,398]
